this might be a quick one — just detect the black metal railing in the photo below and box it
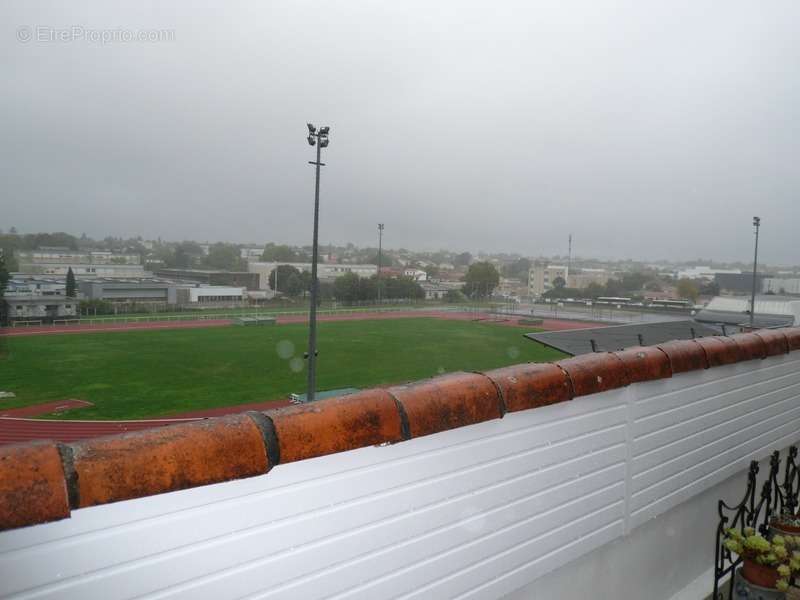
[713,446,800,599]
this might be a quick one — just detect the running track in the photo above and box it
[0,311,604,445]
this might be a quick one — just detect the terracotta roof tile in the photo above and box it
[389,372,502,438]
[557,353,630,396]
[729,332,768,361]
[71,414,269,508]
[265,389,405,464]
[613,346,673,383]
[785,327,800,351]
[0,442,69,530]
[656,340,709,373]
[694,336,742,367]
[482,363,573,413]
[754,329,790,356]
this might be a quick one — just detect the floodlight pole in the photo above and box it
[305,124,329,403]
[377,223,384,305]
[749,216,761,328]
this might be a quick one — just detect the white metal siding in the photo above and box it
[1,354,799,600]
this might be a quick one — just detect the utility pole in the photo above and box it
[567,234,572,272]
[377,223,384,305]
[750,216,761,328]
[305,123,330,402]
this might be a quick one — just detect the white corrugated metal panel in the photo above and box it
[0,354,799,600]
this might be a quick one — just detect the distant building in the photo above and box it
[762,277,800,296]
[420,282,450,300]
[155,268,259,290]
[693,295,800,329]
[247,262,378,290]
[240,247,264,261]
[566,269,609,290]
[3,295,78,322]
[676,266,741,281]
[715,272,767,294]
[403,268,427,282]
[528,265,569,297]
[15,248,145,278]
[79,278,246,308]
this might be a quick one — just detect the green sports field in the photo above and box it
[0,318,564,420]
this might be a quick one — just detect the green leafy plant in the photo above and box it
[724,528,800,591]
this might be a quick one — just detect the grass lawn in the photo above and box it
[0,318,564,420]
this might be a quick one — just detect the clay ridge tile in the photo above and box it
[785,327,800,351]
[694,336,742,367]
[388,372,502,438]
[729,332,768,361]
[656,339,709,373]
[265,389,405,464]
[70,413,269,508]
[754,329,790,356]
[613,346,673,383]
[0,442,70,531]
[481,363,573,413]
[556,353,630,396]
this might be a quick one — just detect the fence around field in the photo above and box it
[8,305,474,327]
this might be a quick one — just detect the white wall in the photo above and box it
[1,354,799,600]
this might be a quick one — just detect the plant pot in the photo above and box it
[734,568,786,599]
[770,515,800,536]
[742,558,780,589]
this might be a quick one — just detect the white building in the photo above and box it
[675,266,741,280]
[3,295,78,322]
[248,262,378,290]
[403,268,427,282]
[15,249,145,278]
[763,277,800,296]
[528,264,569,297]
[240,247,264,261]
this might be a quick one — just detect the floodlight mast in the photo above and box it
[750,216,761,328]
[305,123,330,403]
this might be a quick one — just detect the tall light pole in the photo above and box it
[750,216,761,328]
[377,223,384,305]
[305,123,330,402]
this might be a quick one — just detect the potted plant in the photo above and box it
[724,528,800,594]
[771,512,800,536]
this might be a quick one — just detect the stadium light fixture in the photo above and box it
[305,122,331,403]
[750,216,761,327]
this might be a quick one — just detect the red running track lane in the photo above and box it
[0,400,297,446]
[0,417,193,446]
[0,399,92,418]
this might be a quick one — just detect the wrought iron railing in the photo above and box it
[713,446,800,599]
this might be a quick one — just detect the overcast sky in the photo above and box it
[2,1,798,263]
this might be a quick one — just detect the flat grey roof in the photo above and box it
[525,320,721,356]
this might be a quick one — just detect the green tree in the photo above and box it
[0,250,9,298]
[503,258,531,279]
[445,289,465,303]
[424,265,440,280]
[462,262,500,299]
[676,278,700,303]
[454,252,473,267]
[65,267,77,298]
[261,243,301,262]
[171,241,204,269]
[552,276,566,290]
[333,272,362,303]
[204,243,243,271]
[269,265,302,295]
